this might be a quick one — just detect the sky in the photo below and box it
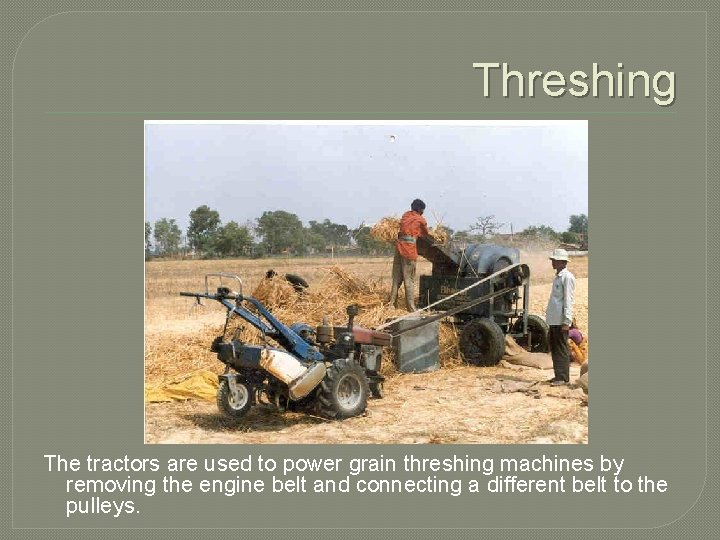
[145,121,587,235]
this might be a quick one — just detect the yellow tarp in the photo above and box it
[145,370,219,403]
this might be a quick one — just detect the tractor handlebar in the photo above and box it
[180,274,244,302]
[179,290,240,301]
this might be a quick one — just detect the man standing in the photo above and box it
[545,248,576,386]
[388,199,434,312]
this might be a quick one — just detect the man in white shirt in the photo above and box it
[545,249,576,386]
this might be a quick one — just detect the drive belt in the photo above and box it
[376,263,528,332]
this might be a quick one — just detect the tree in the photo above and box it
[354,227,392,255]
[145,221,152,252]
[213,221,253,257]
[569,214,588,234]
[308,219,351,247]
[560,231,582,245]
[303,230,327,253]
[187,205,221,255]
[256,210,305,254]
[568,214,588,247]
[520,225,560,240]
[153,218,182,256]
[469,215,504,239]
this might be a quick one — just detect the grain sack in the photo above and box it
[504,335,527,356]
[569,337,589,364]
[504,351,554,370]
[577,373,588,394]
[576,360,588,394]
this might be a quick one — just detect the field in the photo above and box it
[145,253,589,444]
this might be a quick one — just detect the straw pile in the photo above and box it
[245,266,401,335]
[370,216,449,245]
[146,266,463,383]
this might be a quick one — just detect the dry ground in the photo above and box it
[145,254,588,444]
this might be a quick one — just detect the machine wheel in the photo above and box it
[459,318,506,366]
[512,314,550,353]
[492,256,512,273]
[217,377,253,419]
[369,381,384,399]
[316,358,369,419]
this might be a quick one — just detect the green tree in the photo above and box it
[308,219,351,247]
[568,213,588,247]
[560,231,582,245]
[188,205,221,255]
[153,218,182,256]
[520,225,560,240]
[303,230,327,253]
[256,210,305,254]
[212,221,253,257]
[354,227,393,255]
[145,221,152,252]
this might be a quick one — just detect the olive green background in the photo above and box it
[2,1,718,538]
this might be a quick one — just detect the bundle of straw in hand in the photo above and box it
[370,217,402,243]
[370,216,449,245]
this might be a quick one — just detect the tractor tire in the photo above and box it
[459,318,506,366]
[217,377,253,419]
[512,314,550,353]
[316,358,369,419]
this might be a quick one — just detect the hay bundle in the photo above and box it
[370,217,402,243]
[252,275,298,308]
[431,226,450,244]
[145,325,226,382]
[438,324,462,368]
[147,265,466,385]
[370,216,449,245]
[326,265,375,296]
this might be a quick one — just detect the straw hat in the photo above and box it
[549,248,570,261]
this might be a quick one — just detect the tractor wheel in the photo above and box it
[217,377,253,419]
[512,314,550,353]
[316,358,369,419]
[459,318,506,366]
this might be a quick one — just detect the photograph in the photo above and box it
[6,4,715,535]
[144,120,589,444]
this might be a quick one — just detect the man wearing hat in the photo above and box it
[545,248,576,386]
[388,199,434,312]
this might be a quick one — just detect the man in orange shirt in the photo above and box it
[388,199,434,312]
